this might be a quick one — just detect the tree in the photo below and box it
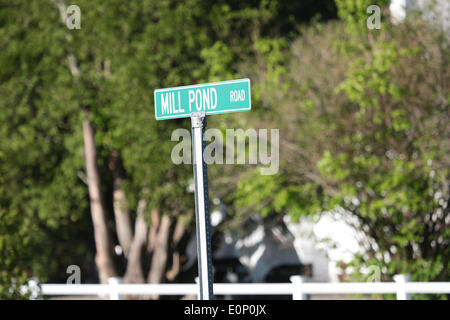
[1,0,338,297]
[231,6,449,294]
[0,0,95,296]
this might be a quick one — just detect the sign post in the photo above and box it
[154,79,251,300]
[191,111,213,300]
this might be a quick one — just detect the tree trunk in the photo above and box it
[123,199,148,283]
[166,219,186,281]
[55,0,118,284]
[83,112,118,283]
[148,214,171,299]
[147,209,160,254]
[109,151,133,258]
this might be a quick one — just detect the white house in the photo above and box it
[390,0,450,32]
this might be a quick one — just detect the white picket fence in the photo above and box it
[29,275,450,300]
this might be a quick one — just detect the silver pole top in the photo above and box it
[190,112,206,128]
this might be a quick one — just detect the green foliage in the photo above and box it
[0,0,338,296]
[0,209,33,299]
[0,0,95,296]
[235,14,449,294]
[335,0,390,34]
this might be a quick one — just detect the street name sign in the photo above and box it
[153,78,251,300]
[154,78,251,120]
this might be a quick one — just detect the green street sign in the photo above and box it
[154,78,251,120]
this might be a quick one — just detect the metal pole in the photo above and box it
[191,111,214,300]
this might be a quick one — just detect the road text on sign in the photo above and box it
[154,78,251,120]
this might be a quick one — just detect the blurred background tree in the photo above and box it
[231,1,449,295]
[0,0,336,297]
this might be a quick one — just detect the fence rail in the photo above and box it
[30,275,450,300]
